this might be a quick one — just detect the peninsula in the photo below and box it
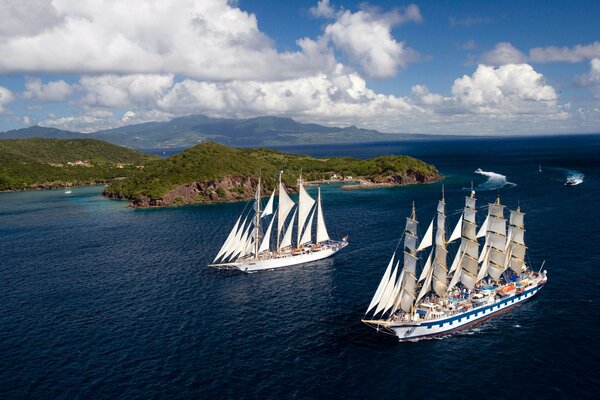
[103,142,442,208]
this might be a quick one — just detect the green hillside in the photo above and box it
[105,142,441,207]
[0,138,157,190]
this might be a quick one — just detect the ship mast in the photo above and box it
[254,178,261,260]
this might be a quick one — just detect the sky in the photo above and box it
[0,0,599,135]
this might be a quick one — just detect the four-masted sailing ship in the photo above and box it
[361,189,547,341]
[210,173,348,272]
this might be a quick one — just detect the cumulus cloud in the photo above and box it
[0,86,14,112]
[23,78,75,101]
[0,0,334,81]
[529,41,600,63]
[322,5,422,78]
[79,74,175,108]
[451,64,558,114]
[479,42,527,65]
[576,58,600,97]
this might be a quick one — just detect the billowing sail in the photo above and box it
[416,266,433,303]
[450,194,479,290]
[297,182,316,246]
[448,214,462,243]
[417,219,434,251]
[277,179,295,249]
[261,189,275,218]
[483,201,507,281]
[418,250,433,282]
[477,215,489,238]
[506,209,527,273]
[374,262,399,315]
[299,209,315,246]
[398,214,418,312]
[230,219,253,261]
[258,214,275,253]
[221,216,249,262]
[365,253,395,314]
[213,214,242,262]
[280,209,297,249]
[316,187,330,243]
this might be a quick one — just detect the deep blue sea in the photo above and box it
[1,135,599,399]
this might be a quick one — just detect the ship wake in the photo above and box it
[564,169,584,185]
[473,168,516,191]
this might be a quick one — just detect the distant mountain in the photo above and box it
[0,125,86,140]
[1,115,432,149]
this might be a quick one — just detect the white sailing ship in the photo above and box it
[362,189,547,341]
[210,173,348,273]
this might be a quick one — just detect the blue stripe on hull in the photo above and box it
[394,283,545,342]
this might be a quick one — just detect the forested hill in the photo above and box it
[0,138,157,190]
[104,141,442,207]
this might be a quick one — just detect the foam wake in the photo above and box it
[473,168,517,191]
[565,169,584,185]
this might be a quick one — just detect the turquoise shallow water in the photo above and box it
[1,135,599,399]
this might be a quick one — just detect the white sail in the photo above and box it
[316,187,330,243]
[375,262,399,315]
[418,250,433,282]
[213,214,242,262]
[229,219,253,261]
[258,215,275,253]
[297,183,316,246]
[417,219,434,251]
[432,199,447,297]
[260,189,275,218]
[366,253,395,314]
[277,180,295,249]
[449,243,463,273]
[280,209,297,249]
[477,249,490,281]
[477,215,489,238]
[448,214,462,243]
[416,266,433,303]
[222,216,249,262]
[299,209,315,246]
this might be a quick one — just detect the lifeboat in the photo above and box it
[498,283,516,297]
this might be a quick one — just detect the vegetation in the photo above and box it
[0,138,157,190]
[105,141,440,205]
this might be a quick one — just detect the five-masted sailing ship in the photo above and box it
[362,189,547,341]
[210,173,348,272]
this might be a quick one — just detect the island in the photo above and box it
[0,138,157,191]
[103,142,442,208]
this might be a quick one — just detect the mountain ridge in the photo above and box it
[1,115,420,149]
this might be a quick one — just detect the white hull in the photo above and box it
[365,282,545,342]
[212,242,347,273]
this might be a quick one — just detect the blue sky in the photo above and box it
[0,0,599,135]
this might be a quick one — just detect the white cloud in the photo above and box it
[310,0,336,18]
[323,5,421,79]
[479,42,527,65]
[0,86,14,112]
[576,58,600,97]
[79,74,175,108]
[0,0,334,81]
[23,78,75,101]
[0,0,62,37]
[529,41,600,63]
[39,62,570,134]
[451,64,559,114]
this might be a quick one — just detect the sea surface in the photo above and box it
[1,135,599,399]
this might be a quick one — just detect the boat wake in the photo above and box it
[564,169,584,186]
[472,168,516,191]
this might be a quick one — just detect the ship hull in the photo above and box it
[386,282,545,341]
[213,242,347,273]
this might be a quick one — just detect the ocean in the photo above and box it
[1,135,599,399]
